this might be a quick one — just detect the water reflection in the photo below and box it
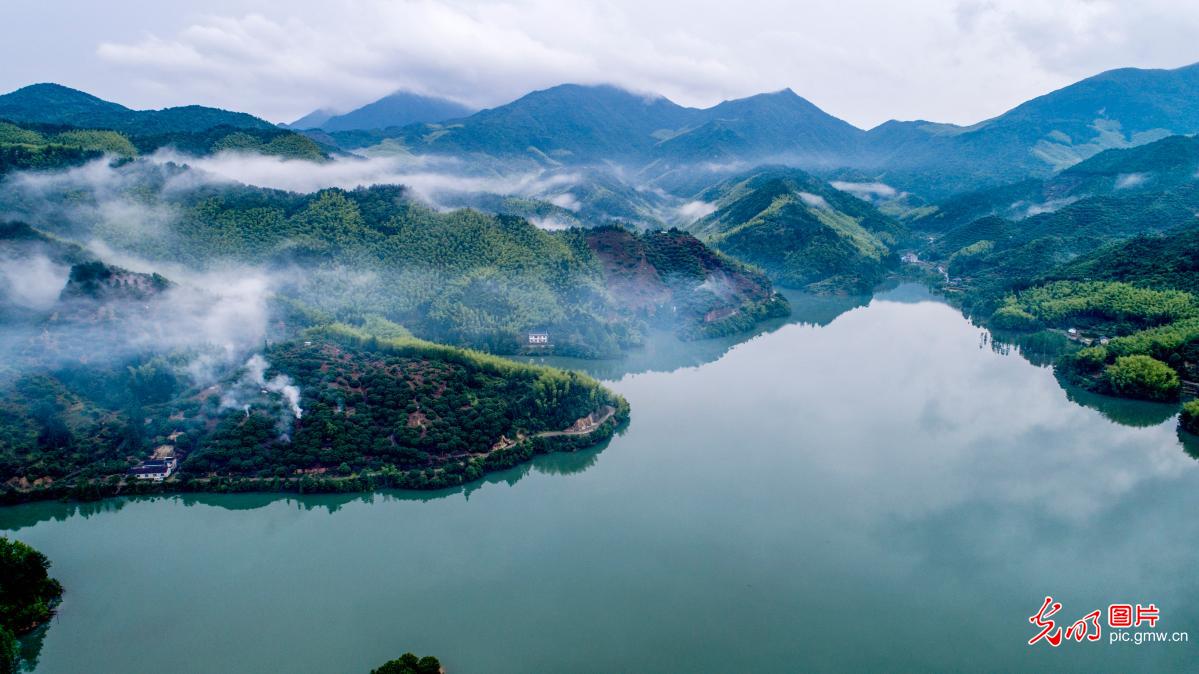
[1179,428,1199,459]
[522,288,870,379]
[1062,382,1181,428]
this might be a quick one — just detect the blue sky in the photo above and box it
[4,0,1199,128]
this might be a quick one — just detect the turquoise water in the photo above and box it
[3,285,1196,672]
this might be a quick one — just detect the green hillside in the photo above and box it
[913,135,1199,231]
[687,167,907,291]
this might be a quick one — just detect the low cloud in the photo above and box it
[798,191,830,209]
[547,192,581,211]
[675,200,717,221]
[152,150,586,209]
[830,181,898,200]
[0,254,70,311]
[1114,172,1149,189]
[1021,196,1079,218]
[528,216,573,231]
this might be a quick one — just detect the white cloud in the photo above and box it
[148,150,581,208]
[547,192,581,211]
[528,216,572,231]
[0,255,70,310]
[798,192,830,209]
[1114,172,1149,189]
[675,200,717,221]
[831,181,898,199]
[59,0,1199,129]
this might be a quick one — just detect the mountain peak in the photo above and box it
[298,90,474,131]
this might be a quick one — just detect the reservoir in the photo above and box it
[4,285,1196,672]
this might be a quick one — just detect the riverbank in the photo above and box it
[0,402,629,506]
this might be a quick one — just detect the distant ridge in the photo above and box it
[0,83,276,134]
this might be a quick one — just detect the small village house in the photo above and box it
[128,458,177,482]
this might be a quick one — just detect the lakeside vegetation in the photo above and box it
[371,653,442,674]
[0,325,629,503]
[1182,400,1199,436]
[0,537,62,674]
[990,281,1197,332]
[914,137,1199,405]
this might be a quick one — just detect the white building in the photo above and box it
[128,457,177,481]
[528,331,549,345]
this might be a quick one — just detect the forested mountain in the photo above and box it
[10,61,1199,203]
[288,63,1199,202]
[11,63,1199,204]
[0,120,136,175]
[913,135,1199,232]
[1,162,789,357]
[290,91,474,131]
[0,243,627,496]
[382,84,696,160]
[859,62,1199,197]
[651,89,862,166]
[0,86,328,167]
[924,183,1199,307]
[325,84,868,173]
[0,83,275,135]
[432,165,675,229]
[1042,228,1199,295]
[685,167,908,291]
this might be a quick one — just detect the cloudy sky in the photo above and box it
[4,0,1199,128]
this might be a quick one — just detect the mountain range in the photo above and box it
[280,62,1199,199]
[6,62,1199,202]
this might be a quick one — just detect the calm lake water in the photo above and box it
[4,284,1197,672]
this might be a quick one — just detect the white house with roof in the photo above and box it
[128,457,177,481]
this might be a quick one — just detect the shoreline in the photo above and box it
[0,404,629,507]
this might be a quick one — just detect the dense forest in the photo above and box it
[182,327,625,483]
